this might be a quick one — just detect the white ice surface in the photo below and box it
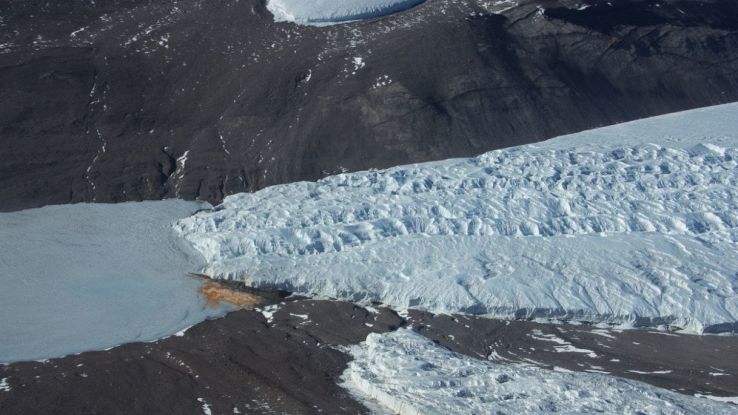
[0,200,227,363]
[176,103,738,333]
[266,0,425,25]
[341,329,736,414]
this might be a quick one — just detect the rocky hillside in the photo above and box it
[1,0,737,210]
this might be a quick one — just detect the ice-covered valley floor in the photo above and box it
[0,201,227,363]
[176,103,738,334]
[266,0,425,25]
[341,329,736,414]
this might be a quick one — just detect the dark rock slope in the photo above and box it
[2,0,738,210]
[0,299,403,415]
[1,297,736,414]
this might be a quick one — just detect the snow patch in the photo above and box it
[341,329,735,414]
[352,56,366,73]
[259,304,281,323]
[174,324,195,337]
[197,397,213,415]
[172,150,190,196]
[590,329,616,339]
[628,370,673,375]
[365,306,380,314]
[372,74,393,89]
[529,330,598,358]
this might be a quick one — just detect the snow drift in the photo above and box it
[341,329,736,414]
[266,0,425,25]
[0,201,227,363]
[175,103,738,333]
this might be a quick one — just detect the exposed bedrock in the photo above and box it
[1,0,738,210]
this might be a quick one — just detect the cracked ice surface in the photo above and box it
[340,329,737,414]
[175,103,738,333]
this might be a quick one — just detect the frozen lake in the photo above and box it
[0,200,228,363]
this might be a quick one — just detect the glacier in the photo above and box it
[0,201,228,363]
[340,329,737,414]
[175,103,738,333]
[265,0,425,26]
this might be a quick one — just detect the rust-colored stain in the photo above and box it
[197,279,261,309]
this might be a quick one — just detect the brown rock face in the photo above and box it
[197,278,262,309]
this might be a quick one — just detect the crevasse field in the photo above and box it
[176,103,738,334]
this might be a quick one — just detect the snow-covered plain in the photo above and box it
[0,201,227,363]
[176,103,738,333]
[341,329,736,414]
[266,0,425,25]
